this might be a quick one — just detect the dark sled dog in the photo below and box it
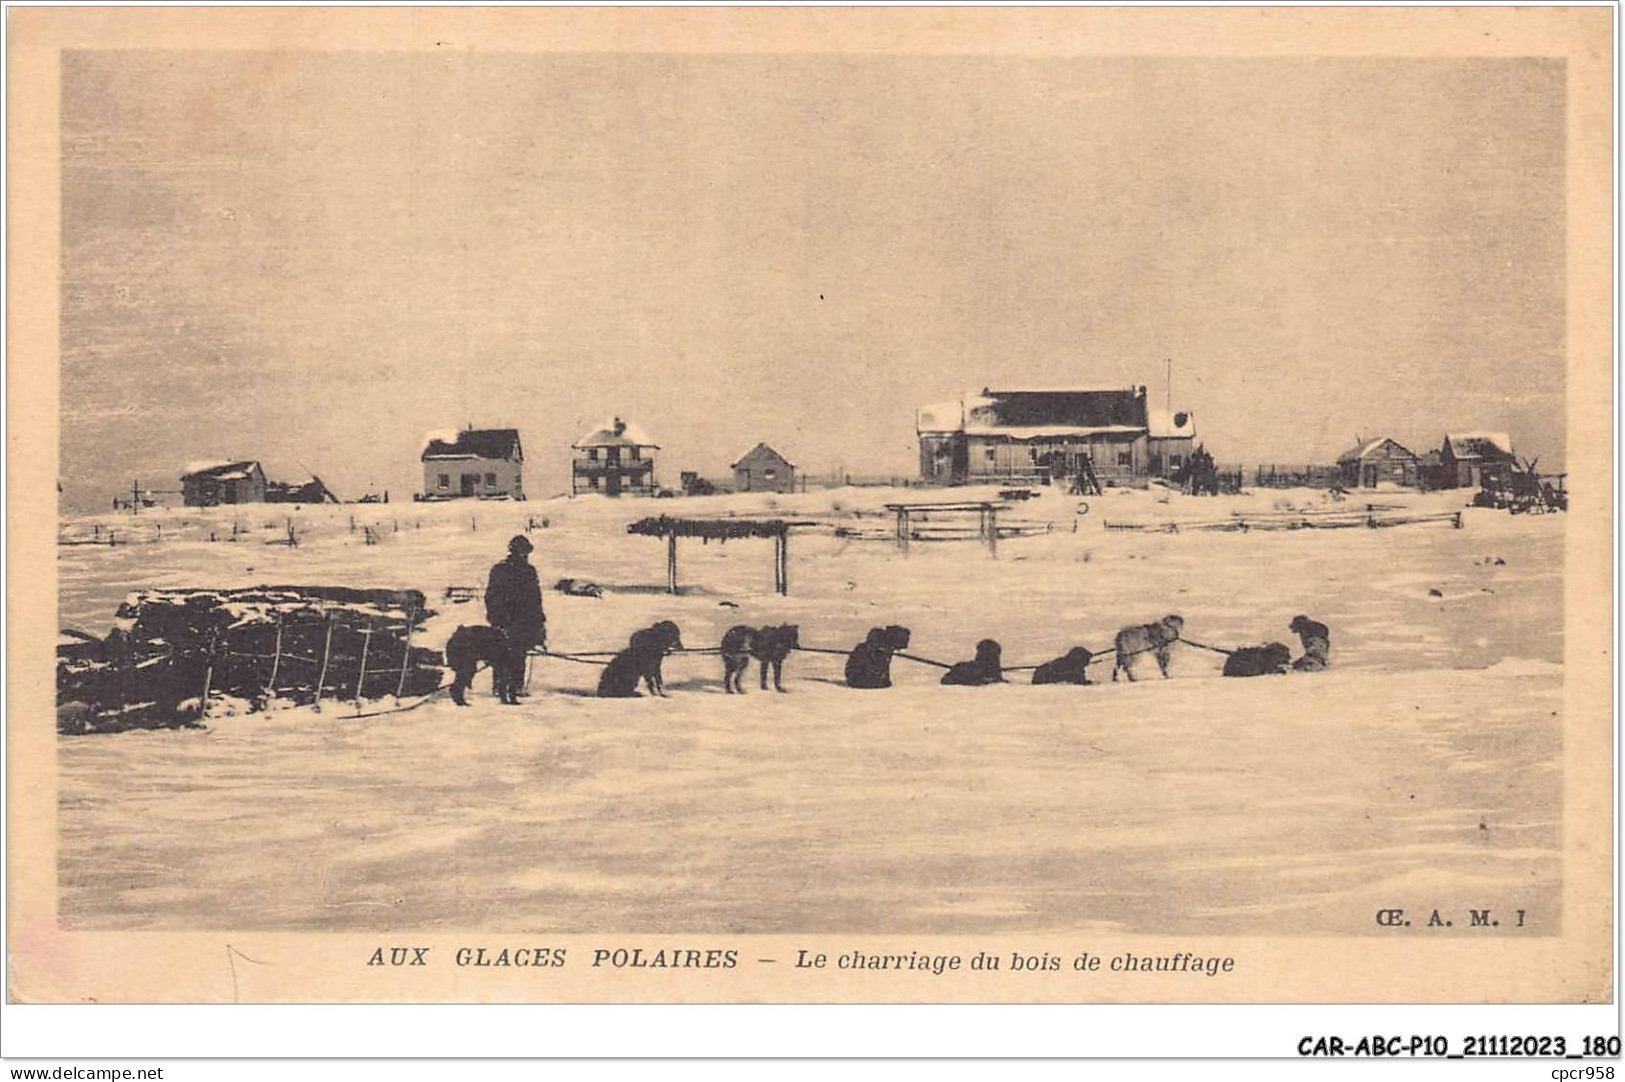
[444,624,512,706]
[597,621,684,698]
[720,624,800,693]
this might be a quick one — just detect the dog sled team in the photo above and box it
[446,536,1332,705]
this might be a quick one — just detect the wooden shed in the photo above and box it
[732,442,796,494]
[181,461,268,506]
[1438,432,1516,489]
[1337,438,1420,488]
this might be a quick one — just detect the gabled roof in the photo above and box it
[574,417,657,449]
[918,387,1163,438]
[1444,432,1514,461]
[422,428,523,461]
[970,388,1149,431]
[916,400,965,435]
[182,460,263,481]
[732,442,795,469]
[1337,437,1418,464]
[1148,408,1196,440]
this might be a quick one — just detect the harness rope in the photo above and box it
[276,633,1247,721]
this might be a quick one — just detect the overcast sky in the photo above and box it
[60,52,1565,509]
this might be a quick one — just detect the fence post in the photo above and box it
[667,532,679,594]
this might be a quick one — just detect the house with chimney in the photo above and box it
[420,428,524,500]
[572,416,660,496]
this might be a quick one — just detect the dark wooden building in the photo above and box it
[1438,432,1516,489]
[181,461,268,506]
[732,442,796,494]
[1337,438,1421,488]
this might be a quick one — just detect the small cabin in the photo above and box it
[732,442,796,494]
[1438,432,1516,489]
[421,428,524,500]
[1337,438,1420,488]
[181,461,267,507]
[572,417,659,496]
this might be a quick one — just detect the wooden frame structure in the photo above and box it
[884,501,1011,556]
[626,516,815,595]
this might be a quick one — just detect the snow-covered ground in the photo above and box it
[55,484,1563,933]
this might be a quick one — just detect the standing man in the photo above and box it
[486,535,546,704]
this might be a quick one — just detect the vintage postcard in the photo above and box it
[6,7,1614,1007]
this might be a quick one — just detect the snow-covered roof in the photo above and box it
[574,416,657,448]
[1337,437,1418,463]
[422,428,522,461]
[916,401,965,435]
[731,441,795,469]
[1445,432,1514,460]
[963,424,1146,440]
[1147,408,1196,439]
[919,388,1150,436]
[181,459,260,480]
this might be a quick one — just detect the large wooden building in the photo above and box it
[421,428,524,500]
[181,461,268,506]
[732,442,796,494]
[1337,437,1421,488]
[572,417,660,496]
[916,387,1190,488]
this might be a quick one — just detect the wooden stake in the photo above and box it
[355,626,373,706]
[265,615,284,698]
[312,614,335,711]
[395,607,417,698]
[667,532,679,594]
[199,630,220,720]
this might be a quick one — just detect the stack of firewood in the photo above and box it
[58,586,443,734]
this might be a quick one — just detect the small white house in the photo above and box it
[421,428,524,500]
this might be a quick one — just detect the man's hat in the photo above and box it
[1289,615,1310,631]
[508,534,534,555]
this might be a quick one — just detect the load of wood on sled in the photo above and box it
[57,586,443,734]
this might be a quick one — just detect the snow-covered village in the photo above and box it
[55,392,1566,935]
[48,46,1573,943]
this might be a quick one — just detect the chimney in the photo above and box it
[613,417,625,437]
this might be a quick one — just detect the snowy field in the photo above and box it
[55,485,1563,934]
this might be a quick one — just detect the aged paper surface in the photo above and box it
[7,7,1614,1004]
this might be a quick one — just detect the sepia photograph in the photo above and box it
[6,6,1614,1017]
